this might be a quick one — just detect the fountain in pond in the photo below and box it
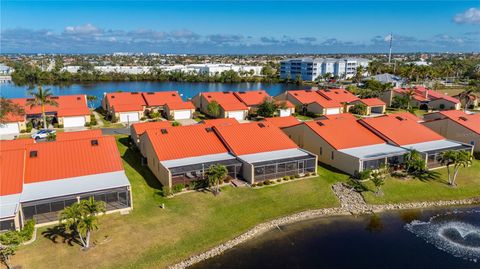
[405,209,480,263]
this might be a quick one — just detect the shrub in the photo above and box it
[294,174,301,179]
[224,176,232,183]
[277,179,282,183]
[172,184,185,193]
[140,116,147,121]
[256,182,264,187]
[251,183,257,187]
[282,176,289,181]
[84,122,90,127]
[149,112,161,119]
[171,121,181,127]
[474,151,480,160]
[26,122,33,132]
[53,123,59,128]
[20,129,26,133]
[111,116,118,123]
[0,219,35,245]
[58,124,64,128]
[19,220,35,241]
[161,186,172,197]
[264,180,272,185]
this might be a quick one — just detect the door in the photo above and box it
[120,112,140,123]
[0,122,20,135]
[228,111,244,121]
[325,108,340,115]
[63,116,86,128]
[279,109,291,117]
[173,110,191,120]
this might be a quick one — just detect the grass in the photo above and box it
[295,114,313,121]
[10,136,348,269]
[385,107,428,117]
[363,160,480,204]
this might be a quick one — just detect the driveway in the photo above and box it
[101,127,131,135]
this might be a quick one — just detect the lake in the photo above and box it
[192,206,480,269]
[0,81,309,107]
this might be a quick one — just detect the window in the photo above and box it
[331,152,334,160]
[319,147,322,155]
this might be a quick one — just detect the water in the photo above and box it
[0,81,308,107]
[192,206,480,269]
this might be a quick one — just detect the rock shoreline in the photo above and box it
[168,184,480,269]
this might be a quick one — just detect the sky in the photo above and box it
[1,1,480,54]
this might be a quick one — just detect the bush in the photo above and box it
[26,122,33,132]
[171,121,181,127]
[58,124,64,128]
[20,129,26,133]
[111,116,118,123]
[149,112,161,119]
[251,183,257,187]
[474,151,480,160]
[264,180,272,185]
[188,180,207,190]
[140,116,147,121]
[256,182,264,187]
[19,220,35,241]
[161,186,172,197]
[277,179,282,183]
[0,219,35,245]
[294,174,301,179]
[282,176,289,181]
[224,176,232,183]
[172,184,185,193]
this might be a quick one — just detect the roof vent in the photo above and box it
[205,127,213,132]
[111,96,115,99]
[51,96,59,99]
[343,91,348,93]
[395,116,405,121]
[161,128,168,134]
[77,97,81,100]
[29,151,38,158]
[239,91,245,94]
[147,92,154,95]
[258,123,265,128]
[316,121,325,126]
[324,89,330,92]
[223,92,229,94]
[294,93,298,96]
[306,90,312,92]
[91,139,99,146]
[172,93,176,96]
[459,116,468,121]
[207,95,212,98]
[334,92,339,94]
[131,92,139,94]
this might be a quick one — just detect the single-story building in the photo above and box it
[317,88,360,112]
[232,90,296,117]
[214,122,317,184]
[56,129,103,141]
[282,113,407,175]
[277,90,344,116]
[142,91,195,120]
[130,121,173,153]
[0,132,132,231]
[141,124,241,188]
[200,118,240,127]
[349,98,387,115]
[10,95,91,128]
[102,92,146,123]
[380,86,461,110]
[262,116,300,129]
[0,112,26,137]
[164,101,195,120]
[191,92,249,120]
[359,113,473,168]
[422,110,480,152]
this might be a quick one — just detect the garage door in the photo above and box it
[120,112,139,123]
[228,111,244,121]
[279,109,291,117]
[173,110,191,120]
[325,108,340,115]
[63,116,86,128]
[0,123,20,135]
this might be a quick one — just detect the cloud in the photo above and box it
[453,8,480,24]
[1,24,479,53]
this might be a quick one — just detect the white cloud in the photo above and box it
[64,23,103,35]
[453,8,480,24]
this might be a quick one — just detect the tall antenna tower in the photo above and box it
[388,33,393,65]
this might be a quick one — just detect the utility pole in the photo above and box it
[388,33,393,65]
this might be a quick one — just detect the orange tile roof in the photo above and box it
[145,124,229,161]
[10,95,89,116]
[438,110,480,135]
[390,111,421,122]
[304,116,385,150]
[323,113,357,121]
[359,98,386,107]
[394,88,429,102]
[360,113,444,146]
[233,90,270,106]
[214,122,298,155]
[24,136,124,183]
[113,104,144,112]
[105,92,146,109]
[201,118,240,127]
[287,90,342,108]
[166,101,195,110]
[142,91,183,106]
[317,89,359,103]
[0,149,24,195]
[3,112,25,122]
[276,100,295,108]
[0,139,35,151]
[202,92,248,111]
[56,130,103,141]
[263,116,300,128]
[132,121,173,136]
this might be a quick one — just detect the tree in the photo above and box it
[403,89,416,111]
[0,245,16,269]
[0,97,24,123]
[256,97,285,118]
[403,150,426,175]
[370,166,388,196]
[205,164,228,196]
[0,232,21,269]
[207,100,220,118]
[439,150,473,186]
[86,95,98,109]
[26,86,58,129]
[349,103,368,115]
[59,197,106,249]
[353,65,365,83]
[458,85,479,111]
[345,178,369,193]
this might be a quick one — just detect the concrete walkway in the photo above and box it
[92,111,105,127]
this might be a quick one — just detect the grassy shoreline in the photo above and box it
[8,135,480,269]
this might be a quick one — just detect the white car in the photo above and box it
[31,129,56,140]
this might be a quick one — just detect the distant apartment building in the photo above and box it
[280,58,370,81]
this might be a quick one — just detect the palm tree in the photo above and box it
[205,164,228,196]
[0,245,16,269]
[59,198,106,249]
[440,150,473,187]
[458,86,479,111]
[26,86,58,129]
[207,100,220,118]
[403,89,416,111]
[403,150,425,174]
[0,97,24,123]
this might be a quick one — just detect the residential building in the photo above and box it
[200,118,240,127]
[0,132,132,231]
[283,113,407,175]
[277,90,343,116]
[142,91,195,120]
[359,113,473,168]
[191,92,249,120]
[102,92,146,123]
[0,111,27,137]
[366,73,405,87]
[130,121,173,149]
[380,86,461,110]
[233,90,295,117]
[262,116,300,129]
[422,110,480,152]
[280,58,370,81]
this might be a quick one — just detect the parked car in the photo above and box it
[31,129,56,140]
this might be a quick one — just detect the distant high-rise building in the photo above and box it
[280,57,370,81]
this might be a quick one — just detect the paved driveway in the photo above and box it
[101,127,131,135]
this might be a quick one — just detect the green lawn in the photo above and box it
[11,136,347,269]
[295,115,313,121]
[363,160,480,204]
